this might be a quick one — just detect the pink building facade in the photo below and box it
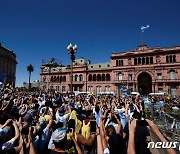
[40,44,180,96]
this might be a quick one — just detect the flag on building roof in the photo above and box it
[141,25,149,32]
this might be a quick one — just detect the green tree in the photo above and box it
[27,64,34,89]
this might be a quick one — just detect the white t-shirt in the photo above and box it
[104,148,110,154]
[1,138,15,151]
[55,112,70,127]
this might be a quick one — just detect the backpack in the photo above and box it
[81,120,91,140]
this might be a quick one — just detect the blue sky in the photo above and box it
[0,0,180,86]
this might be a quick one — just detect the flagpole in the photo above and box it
[140,30,143,44]
[140,25,149,45]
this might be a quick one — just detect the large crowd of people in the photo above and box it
[0,88,178,154]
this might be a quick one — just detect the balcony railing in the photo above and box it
[71,81,84,85]
[113,80,135,84]
[154,79,180,82]
[87,80,111,83]
[113,79,180,84]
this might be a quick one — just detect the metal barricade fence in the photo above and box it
[152,107,180,140]
[152,108,180,151]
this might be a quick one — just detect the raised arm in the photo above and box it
[77,133,96,146]
[112,111,121,134]
[0,119,12,129]
[100,116,108,151]
[146,119,176,154]
[127,120,136,154]
[70,129,82,154]
[12,121,20,141]
[133,103,140,113]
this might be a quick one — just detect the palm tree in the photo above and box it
[27,64,34,89]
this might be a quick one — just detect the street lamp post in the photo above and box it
[67,43,77,95]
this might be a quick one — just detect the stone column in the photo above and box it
[152,83,155,93]
[126,83,129,91]
[134,82,138,91]
[163,83,166,92]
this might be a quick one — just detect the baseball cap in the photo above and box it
[39,116,46,126]
[0,128,9,140]
[52,129,67,143]
[59,107,65,116]
[23,114,32,122]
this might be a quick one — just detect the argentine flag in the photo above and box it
[141,25,149,32]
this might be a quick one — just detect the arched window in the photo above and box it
[93,74,96,81]
[63,76,66,82]
[53,76,56,82]
[74,75,78,82]
[102,74,105,81]
[166,56,169,63]
[150,57,153,64]
[50,76,54,82]
[138,58,141,65]
[62,86,66,92]
[60,76,62,83]
[97,74,102,81]
[79,74,83,81]
[105,86,110,92]
[56,86,59,91]
[142,57,145,65]
[118,60,121,66]
[88,86,93,92]
[173,55,176,62]
[118,73,123,81]
[116,60,118,66]
[121,60,124,66]
[88,74,92,81]
[96,86,101,93]
[146,57,149,64]
[169,70,176,80]
[170,55,173,63]
[134,58,137,65]
[170,86,176,96]
[56,76,59,83]
[106,74,110,81]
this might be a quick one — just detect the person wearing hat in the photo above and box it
[55,105,71,127]
[37,114,53,153]
[50,128,82,154]
[22,113,32,127]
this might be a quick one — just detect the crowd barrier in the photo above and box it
[152,108,180,151]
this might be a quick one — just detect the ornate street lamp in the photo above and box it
[67,43,77,95]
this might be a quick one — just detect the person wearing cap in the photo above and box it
[50,128,82,154]
[55,105,71,127]
[37,114,53,153]
[22,113,32,127]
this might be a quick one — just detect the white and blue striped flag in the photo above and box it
[141,25,149,32]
